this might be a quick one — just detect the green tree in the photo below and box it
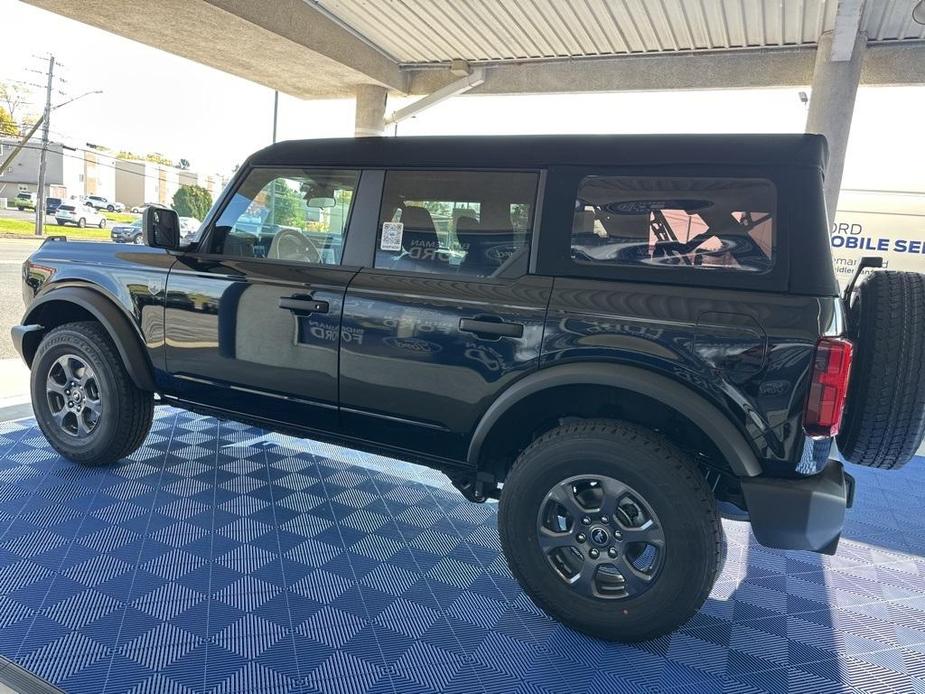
[267,181,305,228]
[0,82,29,125]
[0,107,16,137]
[173,185,212,220]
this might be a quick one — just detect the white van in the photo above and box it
[831,189,925,289]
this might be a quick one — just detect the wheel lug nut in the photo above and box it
[600,516,609,524]
[589,548,599,559]
[608,547,618,558]
[581,516,591,525]
[576,532,586,543]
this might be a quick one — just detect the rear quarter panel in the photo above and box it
[543,277,843,474]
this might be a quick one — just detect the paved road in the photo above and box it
[0,239,40,358]
[0,207,39,221]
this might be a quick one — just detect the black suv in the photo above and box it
[12,135,925,642]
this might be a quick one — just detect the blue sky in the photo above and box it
[2,0,923,191]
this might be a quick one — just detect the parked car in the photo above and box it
[12,135,925,643]
[110,218,143,243]
[54,203,106,228]
[85,195,124,213]
[15,192,36,211]
[45,197,62,215]
[130,202,158,214]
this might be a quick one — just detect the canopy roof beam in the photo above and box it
[386,67,486,125]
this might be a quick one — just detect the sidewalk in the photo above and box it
[0,358,32,421]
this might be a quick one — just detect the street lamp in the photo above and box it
[52,89,103,111]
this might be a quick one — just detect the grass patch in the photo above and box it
[104,211,139,223]
[0,218,110,240]
[0,218,34,234]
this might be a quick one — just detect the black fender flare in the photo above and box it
[467,362,762,478]
[20,286,156,392]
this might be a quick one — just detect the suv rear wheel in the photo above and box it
[498,420,724,642]
[31,322,154,466]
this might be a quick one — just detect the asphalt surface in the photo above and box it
[0,239,40,358]
[0,207,37,221]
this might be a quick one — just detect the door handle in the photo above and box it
[279,296,329,314]
[459,317,524,339]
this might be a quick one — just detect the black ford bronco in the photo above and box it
[13,135,925,642]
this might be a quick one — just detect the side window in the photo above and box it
[374,170,539,278]
[571,176,776,273]
[209,168,359,265]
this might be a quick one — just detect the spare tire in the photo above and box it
[837,271,925,469]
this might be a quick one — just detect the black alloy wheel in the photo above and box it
[536,474,665,600]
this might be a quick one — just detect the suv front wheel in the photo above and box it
[498,420,725,642]
[31,322,154,466]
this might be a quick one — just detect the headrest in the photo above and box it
[401,206,436,231]
[573,209,596,234]
[456,215,479,232]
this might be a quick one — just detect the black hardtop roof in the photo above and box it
[247,133,828,172]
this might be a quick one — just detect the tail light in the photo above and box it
[803,338,853,437]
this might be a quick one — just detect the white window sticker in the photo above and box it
[380,222,403,251]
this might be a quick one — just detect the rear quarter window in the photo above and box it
[571,176,776,274]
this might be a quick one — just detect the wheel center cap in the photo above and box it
[589,526,610,546]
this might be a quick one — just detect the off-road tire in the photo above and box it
[838,271,925,469]
[31,321,154,466]
[498,420,724,642]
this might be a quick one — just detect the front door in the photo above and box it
[339,169,551,462]
[164,166,362,432]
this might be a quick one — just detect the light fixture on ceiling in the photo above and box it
[913,0,925,25]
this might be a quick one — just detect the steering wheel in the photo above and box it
[268,229,321,263]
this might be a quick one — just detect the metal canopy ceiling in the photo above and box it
[315,0,925,65]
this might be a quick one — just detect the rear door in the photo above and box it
[339,169,551,462]
[164,166,364,431]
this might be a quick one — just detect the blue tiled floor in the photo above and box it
[0,408,923,693]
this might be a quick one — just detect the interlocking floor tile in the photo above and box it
[0,408,921,693]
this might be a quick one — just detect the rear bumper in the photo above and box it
[741,459,853,555]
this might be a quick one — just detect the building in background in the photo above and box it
[0,138,227,209]
[0,139,90,201]
[114,159,225,208]
[0,140,125,204]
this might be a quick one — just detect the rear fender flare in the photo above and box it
[21,285,156,392]
[467,362,761,477]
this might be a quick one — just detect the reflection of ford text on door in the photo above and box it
[164,167,361,432]
[339,169,551,462]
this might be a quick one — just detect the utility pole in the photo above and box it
[34,55,54,237]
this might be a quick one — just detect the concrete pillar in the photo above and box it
[806,31,867,221]
[354,84,388,137]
